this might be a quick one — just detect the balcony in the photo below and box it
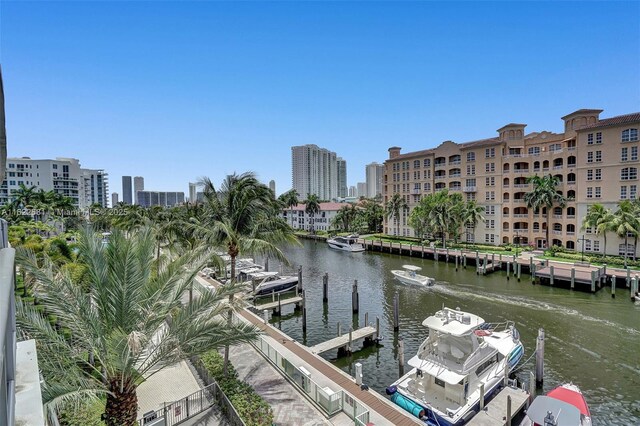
[567,215,576,219]
[502,213,509,217]
[450,187,462,192]
[514,169,530,174]
[435,163,447,169]
[566,231,576,236]
[552,215,563,219]
[435,175,447,180]
[449,173,461,178]
[567,181,576,185]
[513,183,530,188]
[449,160,461,165]
[463,186,477,192]
[411,188,421,194]
[513,199,526,203]
[513,214,528,218]
[542,167,550,172]
[503,183,510,188]
[514,229,529,234]
[552,230,563,235]
[568,147,576,151]
[553,165,563,170]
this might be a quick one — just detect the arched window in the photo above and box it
[567,173,576,183]
[567,207,576,216]
[554,207,563,215]
[567,156,576,167]
[552,239,563,247]
[567,224,576,233]
[622,128,638,142]
[503,222,510,231]
[553,223,562,231]
[568,190,576,199]
[533,161,541,171]
[533,222,540,231]
[566,241,575,250]
[503,163,510,172]
[503,207,509,215]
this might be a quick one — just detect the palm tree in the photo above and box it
[278,189,299,229]
[16,227,259,426]
[524,174,567,249]
[385,193,407,236]
[196,172,297,374]
[305,194,321,233]
[612,201,639,266]
[581,203,614,258]
[11,183,38,208]
[361,197,384,233]
[332,204,359,233]
[461,200,485,244]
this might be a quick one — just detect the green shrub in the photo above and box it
[58,399,105,426]
[199,350,274,426]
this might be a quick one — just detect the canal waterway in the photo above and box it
[266,239,639,425]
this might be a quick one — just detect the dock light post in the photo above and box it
[578,235,586,262]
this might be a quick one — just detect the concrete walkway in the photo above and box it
[229,343,332,426]
[137,360,202,416]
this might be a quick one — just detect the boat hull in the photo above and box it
[391,270,434,286]
[327,241,365,252]
[254,277,298,296]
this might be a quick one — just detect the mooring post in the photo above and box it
[590,270,596,293]
[263,310,268,324]
[531,263,536,282]
[535,328,545,388]
[627,268,631,288]
[399,243,402,254]
[298,265,303,294]
[352,280,359,314]
[355,362,363,386]
[446,248,450,262]
[517,263,522,282]
[507,261,511,280]
[302,290,307,334]
[337,322,342,337]
[455,255,459,271]
[463,253,467,268]
[550,265,555,286]
[475,250,479,266]
[409,244,412,257]
[632,275,639,300]
[275,293,281,316]
[264,257,269,272]
[484,254,488,273]
[570,267,575,289]
[398,338,405,376]
[506,395,512,426]
[504,359,509,386]
[499,253,503,266]
[364,312,369,328]
[322,272,328,303]
[612,275,616,298]
[529,257,533,273]
[528,371,535,402]
[376,316,380,340]
[272,289,276,303]
[393,291,400,332]
[479,384,485,410]
[348,327,353,353]
[421,243,425,258]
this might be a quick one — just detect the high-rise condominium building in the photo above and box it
[357,182,366,198]
[112,192,119,206]
[269,180,276,195]
[133,176,144,204]
[1,157,108,208]
[291,144,339,200]
[136,191,185,208]
[366,162,385,199]
[189,182,197,204]
[348,185,357,197]
[337,157,347,198]
[383,109,640,256]
[122,176,132,204]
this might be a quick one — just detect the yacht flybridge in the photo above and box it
[387,307,524,426]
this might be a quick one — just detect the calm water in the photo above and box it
[264,239,639,425]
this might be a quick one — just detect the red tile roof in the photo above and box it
[579,112,640,130]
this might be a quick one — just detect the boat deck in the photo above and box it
[467,386,529,426]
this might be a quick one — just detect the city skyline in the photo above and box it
[3,2,639,195]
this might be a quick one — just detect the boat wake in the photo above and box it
[428,284,640,337]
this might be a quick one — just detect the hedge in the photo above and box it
[199,350,274,426]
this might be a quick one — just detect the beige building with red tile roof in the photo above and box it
[282,202,348,232]
[383,109,640,256]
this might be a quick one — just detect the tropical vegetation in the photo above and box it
[524,174,567,248]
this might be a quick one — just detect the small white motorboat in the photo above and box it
[521,383,592,426]
[391,265,435,287]
[327,235,365,252]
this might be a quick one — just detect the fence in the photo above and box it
[0,218,16,426]
[253,335,370,425]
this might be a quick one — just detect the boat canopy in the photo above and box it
[402,265,422,272]
[407,356,466,385]
[422,308,484,337]
[526,396,581,426]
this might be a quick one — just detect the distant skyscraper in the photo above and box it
[366,162,385,199]
[269,180,276,195]
[83,169,109,208]
[357,182,367,198]
[291,144,339,200]
[133,176,144,204]
[348,185,357,197]
[122,176,132,204]
[112,192,119,206]
[337,157,347,198]
[137,191,185,207]
[189,182,197,204]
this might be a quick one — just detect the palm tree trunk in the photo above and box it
[603,234,607,258]
[624,235,629,267]
[105,377,138,426]
[223,255,236,377]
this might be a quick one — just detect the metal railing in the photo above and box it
[252,334,371,424]
[0,219,16,426]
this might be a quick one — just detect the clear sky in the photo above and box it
[2,1,639,198]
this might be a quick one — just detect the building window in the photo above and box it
[596,132,602,144]
[587,187,593,198]
[549,143,562,152]
[587,152,594,163]
[424,158,431,167]
[622,128,638,142]
[585,227,592,234]
[587,133,594,145]
[621,167,638,180]
[595,169,602,180]
[484,234,495,243]
[485,205,495,215]
[622,147,628,162]
[485,177,495,186]
[486,219,495,229]
[631,185,637,199]
[595,151,602,162]
[466,165,476,175]
[620,186,627,199]
[53,164,58,169]
[595,187,601,198]
[528,146,541,155]
[593,241,600,252]
[414,160,420,169]
[425,183,431,191]
[485,148,495,158]
[619,244,635,256]
[467,152,476,162]
[632,146,638,161]
[585,239,592,251]
[587,169,593,181]
[485,163,495,173]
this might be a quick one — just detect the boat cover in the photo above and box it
[526,396,581,426]
[547,386,590,416]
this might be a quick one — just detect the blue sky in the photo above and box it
[2,1,639,198]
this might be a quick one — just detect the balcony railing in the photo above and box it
[514,229,529,233]
[503,184,510,188]
[552,230,563,235]
[463,186,477,192]
[567,181,576,185]
[513,183,530,188]
[435,163,446,168]
[411,188,421,194]
[553,165,563,170]
[435,175,447,180]
[450,187,462,191]
[567,214,576,219]
[449,160,461,165]
[513,199,526,203]
[514,169,530,174]
[552,215,563,219]
[566,231,576,236]
[542,167,550,172]
[568,147,576,151]
[513,214,528,218]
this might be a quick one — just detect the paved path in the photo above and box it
[137,360,201,416]
[229,343,332,426]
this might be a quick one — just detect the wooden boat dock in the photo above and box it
[249,295,303,312]
[467,386,530,426]
[309,325,377,355]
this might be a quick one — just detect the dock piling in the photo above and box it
[627,268,631,288]
[352,280,359,314]
[479,384,485,411]
[483,254,488,275]
[549,266,555,286]
[503,359,509,386]
[337,322,341,337]
[355,363,363,386]
[322,272,328,303]
[612,275,616,298]
[297,265,303,294]
[364,312,369,327]
[446,248,450,262]
[348,327,353,353]
[393,291,400,332]
[455,255,459,271]
[535,328,545,388]
[302,290,307,334]
[531,263,536,283]
[507,261,511,280]
[263,310,268,324]
[570,267,575,289]
[275,293,281,316]
[463,254,467,268]
[264,257,269,272]
[528,371,535,402]
[476,250,479,267]
[517,263,521,282]
[375,316,380,340]
[590,270,596,293]
[398,338,405,376]
[506,395,512,426]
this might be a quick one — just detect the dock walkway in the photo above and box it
[309,326,377,355]
[467,386,529,426]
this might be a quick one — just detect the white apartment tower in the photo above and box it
[366,162,385,198]
[291,144,339,200]
[189,182,197,204]
[133,176,144,204]
[357,182,367,198]
[1,157,108,208]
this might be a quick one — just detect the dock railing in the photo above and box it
[253,334,370,424]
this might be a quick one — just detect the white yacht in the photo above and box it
[387,307,524,426]
[391,265,435,287]
[245,271,299,296]
[327,235,365,252]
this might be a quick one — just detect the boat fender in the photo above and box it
[385,385,397,395]
[462,410,476,423]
